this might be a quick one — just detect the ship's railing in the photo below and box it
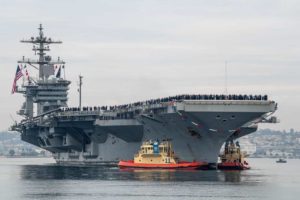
[183,99,275,105]
[56,103,167,116]
[56,110,101,116]
[37,86,70,90]
[69,152,79,156]
[18,117,40,126]
[53,94,271,118]
[60,94,268,114]
[107,103,167,113]
[112,94,269,111]
[107,94,269,109]
[18,94,271,124]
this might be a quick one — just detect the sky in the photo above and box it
[0,0,299,131]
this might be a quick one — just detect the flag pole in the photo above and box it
[63,65,66,80]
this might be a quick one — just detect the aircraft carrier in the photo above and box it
[11,25,278,168]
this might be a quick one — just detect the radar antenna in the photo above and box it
[18,24,65,78]
[14,24,71,117]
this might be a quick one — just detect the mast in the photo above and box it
[79,75,83,109]
[224,61,228,96]
[18,24,65,79]
[16,24,70,117]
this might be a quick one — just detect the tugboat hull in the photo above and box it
[218,162,250,170]
[118,160,207,169]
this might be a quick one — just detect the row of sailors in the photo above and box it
[59,94,268,112]
[143,94,268,103]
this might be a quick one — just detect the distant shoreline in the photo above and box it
[1,155,52,158]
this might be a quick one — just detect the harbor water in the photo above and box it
[0,158,299,200]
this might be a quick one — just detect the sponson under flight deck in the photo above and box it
[11,25,278,168]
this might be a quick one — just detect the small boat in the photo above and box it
[276,158,287,163]
[118,140,207,169]
[218,141,250,170]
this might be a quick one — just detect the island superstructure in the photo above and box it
[11,25,278,168]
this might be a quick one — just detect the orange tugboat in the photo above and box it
[118,140,207,169]
[218,141,250,170]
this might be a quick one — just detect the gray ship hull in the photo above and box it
[20,100,276,166]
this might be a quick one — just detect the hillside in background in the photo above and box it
[247,128,300,158]
[0,131,49,157]
[1,129,300,158]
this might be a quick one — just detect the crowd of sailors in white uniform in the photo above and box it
[59,94,268,113]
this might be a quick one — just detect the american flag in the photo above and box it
[11,65,23,94]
